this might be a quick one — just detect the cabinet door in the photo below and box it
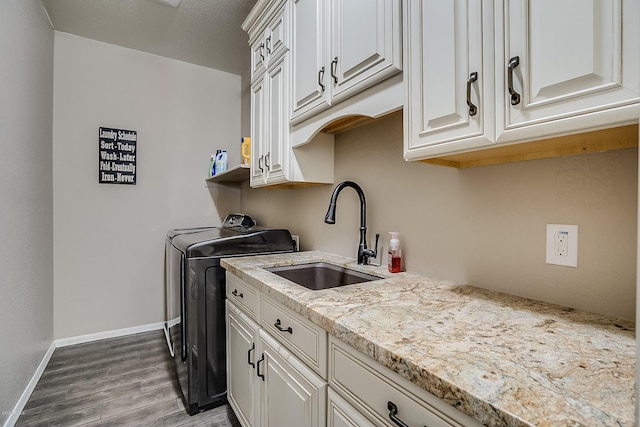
[404,0,495,160]
[251,35,267,82]
[330,0,402,104]
[497,0,640,142]
[265,57,288,184]
[227,302,260,427]
[258,330,327,427]
[290,0,331,123]
[250,77,267,187]
[266,4,288,64]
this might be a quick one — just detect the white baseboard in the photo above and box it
[3,341,56,427]
[54,322,165,347]
[3,322,167,427]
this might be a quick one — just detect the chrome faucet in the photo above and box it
[324,181,379,265]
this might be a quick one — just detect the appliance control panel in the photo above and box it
[222,214,256,229]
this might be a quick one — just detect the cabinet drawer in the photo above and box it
[260,295,327,378]
[329,337,482,427]
[226,272,259,322]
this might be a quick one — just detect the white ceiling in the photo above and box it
[41,0,258,75]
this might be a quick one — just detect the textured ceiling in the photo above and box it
[41,0,258,75]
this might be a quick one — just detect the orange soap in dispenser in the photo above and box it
[388,232,402,273]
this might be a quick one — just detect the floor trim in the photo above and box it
[3,341,56,427]
[3,322,166,427]
[55,322,165,348]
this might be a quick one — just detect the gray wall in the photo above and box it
[241,112,637,320]
[52,33,242,339]
[0,0,54,423]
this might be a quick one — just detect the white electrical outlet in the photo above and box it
[554,231,568,257]
[546,224,578,267]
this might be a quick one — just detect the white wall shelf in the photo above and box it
[205,164,250,185]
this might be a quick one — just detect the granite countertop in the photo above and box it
[221,251,636,427]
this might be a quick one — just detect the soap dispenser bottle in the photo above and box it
[388,232,402,273]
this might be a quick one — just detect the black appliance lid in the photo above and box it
[166,226,217,240]
[171,227,294,258]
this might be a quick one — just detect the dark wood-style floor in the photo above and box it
[16,330,241,427]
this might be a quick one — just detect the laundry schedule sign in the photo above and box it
[99,127,137,185]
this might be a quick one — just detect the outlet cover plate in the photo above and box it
[546,224,578,267]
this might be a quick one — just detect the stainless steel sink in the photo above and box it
[265,262,382,290]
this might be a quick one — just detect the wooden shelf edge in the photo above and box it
[420,124,639,168]
[205,164,250,184]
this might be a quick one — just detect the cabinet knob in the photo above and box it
[231,289,244,298]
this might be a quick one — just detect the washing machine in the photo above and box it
[164,214,294,414]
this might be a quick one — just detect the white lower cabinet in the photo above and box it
[226,301,260,427]
[226,272,328,427]
[259,330,327,427]
[328,336,483,427]
[227,271,483,427]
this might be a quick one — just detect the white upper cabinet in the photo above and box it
[290,0,402,125]
[496,0,640,143]
[251,0,288,81]
[404,0,495,160]
[266,57,287,184]
[330,0,402,104]
[250,77,267,186]
[290,0,330,122]
[250,54,289,187]
[244,0,335,188]
[404,0,639,161]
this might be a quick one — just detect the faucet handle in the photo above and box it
[372,233,380,258]
[363,233,380,265]
[364,233,381,266]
